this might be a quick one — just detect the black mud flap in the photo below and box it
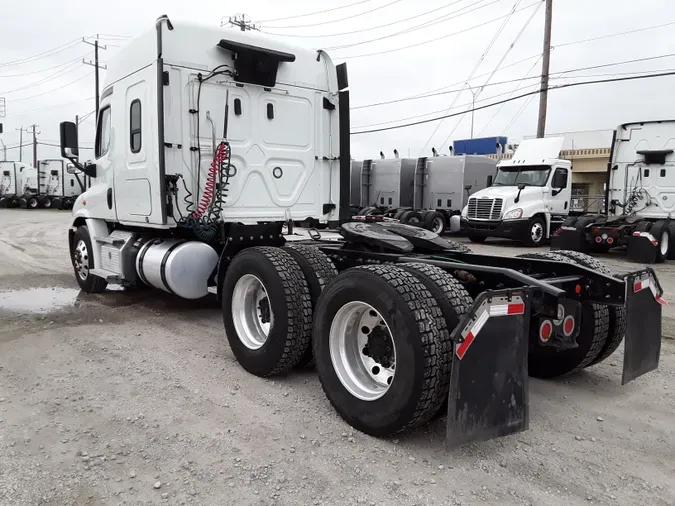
[446,289,530,448]
[550,226,588,253]
[626,234,658,264]
[622,269,665,384]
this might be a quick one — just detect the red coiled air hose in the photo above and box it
[192,142,228,219]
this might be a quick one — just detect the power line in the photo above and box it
[0,61,85,95]
[0,38,82,67]
[0,53,90,78]
[263,0,403,29]
[263,0,465,38]
[9,71,94,103]
[418,0,524,155]
[7,97,95,118]
[335,1,539,59]
[258,0,375,23]
[323,0,497,51]
[351,70,675,135]
[553,20,675,49]
[39,141,93,150]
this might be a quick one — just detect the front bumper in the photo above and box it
[461,218,529,239]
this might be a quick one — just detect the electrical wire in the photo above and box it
[0,60,85,95]
[258,0,375,23]
[262,0,465,38]
[436,0,541,151]
[418,0,524,156]
[554,20,675,49]
[0,38,83,67]
[39,142,93,150]
[265,0,403,29]
[0,53,90,78]
[322,0,497,51]
[350,70,675,135]
[7,97,95,118]
[9,71,94,103]
[334,0,538,59]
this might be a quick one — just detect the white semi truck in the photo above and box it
[36,159,84,209]
[0,161,39,208]
[460,137,571,246]
[58,16,665,446]
[552,120,675,263]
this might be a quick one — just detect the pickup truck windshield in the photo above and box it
[493,165,551,187]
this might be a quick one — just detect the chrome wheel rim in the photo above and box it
[74,240,89,281]
[329,301,396,401]
[408,216,420,225]
[43,199,51,208]
[29,198,38,208]
[231,274,273,350]
[661,231,669,256]
[432,217,444,234]
[531,222,544,243]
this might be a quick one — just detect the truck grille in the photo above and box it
[468,197,503,220]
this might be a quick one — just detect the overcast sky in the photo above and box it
[1,0,673,163]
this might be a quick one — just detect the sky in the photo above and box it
[0,0,674,163]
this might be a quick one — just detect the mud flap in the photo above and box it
[622,270,664,384]
[446,289,530,448]
[550,226,588,253]
[626,233,659,264]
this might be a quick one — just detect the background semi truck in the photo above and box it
[0,161,39,208]
[36,159,84,209]
[552,120,675,264]
[351,152,496,234]
[57,16,665,446]
[460,137,572,246]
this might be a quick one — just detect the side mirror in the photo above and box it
[59,121,79,159]
[517,183,527,190]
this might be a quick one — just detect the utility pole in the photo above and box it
[536,0,553,138]
[225,14,259,31]
[15,127,23,162]
[26,124,40,168]
[469,86,483,139]
[83,37,107,119]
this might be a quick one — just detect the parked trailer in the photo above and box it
[35,159,84,210]
[552,120,675,263]
[58,17,665,446]
[0,161,39,208]
[352,153,496,234]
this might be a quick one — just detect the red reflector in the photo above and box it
[595,236,602,243]
[507,303,525,315]
[592,227,599,234]
[575,284,582,294]
[607,237,614,245]
[456,331,475,359]
[539,320,552,342]
[563,315,575,335]
[634,281,643,292]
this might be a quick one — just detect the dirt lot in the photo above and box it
[0,209,674,506]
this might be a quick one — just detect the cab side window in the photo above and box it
[552,168,568,189]
[96,106,112,158]
[130,99,142,153]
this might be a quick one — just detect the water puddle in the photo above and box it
[0,287,81,314]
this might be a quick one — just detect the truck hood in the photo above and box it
[469,185,545,202]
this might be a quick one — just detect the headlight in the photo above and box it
[461,206,468,218]
[503,208,523,220]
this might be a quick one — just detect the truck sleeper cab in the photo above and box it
[59,16,665,448]
[461,137,571,246]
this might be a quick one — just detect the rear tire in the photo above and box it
[72,226,108,293]
[283,245,338,368]
[313,264,448,436]
[398,263,473,419]
[554,250,626,366]
[400,210,423,226]
[27,197,39,209]
[424,211,446,234]
[516,252,609,377]
[650,220,671,263]
[222,247,313,377]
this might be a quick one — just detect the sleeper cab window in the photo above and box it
[130,99,142,153]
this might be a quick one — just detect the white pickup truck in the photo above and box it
[460,137,571,246]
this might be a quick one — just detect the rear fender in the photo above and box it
[446,289,530,448]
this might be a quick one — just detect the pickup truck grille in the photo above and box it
[468,197,503,220]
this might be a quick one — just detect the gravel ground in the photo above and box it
[0,209,673,506]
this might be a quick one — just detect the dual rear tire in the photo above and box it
[222,246,472,435]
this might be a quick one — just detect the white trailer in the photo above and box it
[552,120,675,263]
[56,16,665,446]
